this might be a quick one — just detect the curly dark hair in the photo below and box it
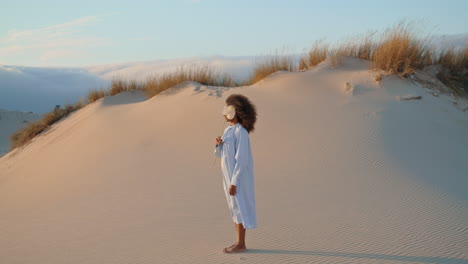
[226,94,257,133]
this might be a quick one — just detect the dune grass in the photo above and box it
[332,31,377,63]
[438,46,468,71]
[142,64,238,99]
[372,22,434,77]
[313,22,433,74]
[247,50,296,85]
[299,21,466,95]
[110,79,145,96]
[299,39,329,70]
[90,64,239,101]
[366,22,465,93]
[436,46,468,95]
[10,100,86,151]
[87,87,109,103]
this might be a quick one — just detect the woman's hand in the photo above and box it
[229,184,237,196]
[215,136,223,146]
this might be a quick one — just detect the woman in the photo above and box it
[214,94,257,254]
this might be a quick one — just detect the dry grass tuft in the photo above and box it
[248,50,296,84]
[436,68,465,96]
[333,31,377,61]
[110,79,144,96]
[329,49,344,68]
[438,46,468,72]
[142,64,238,99]
[308,39,329,68]
[10,102,85,150]
[299,39,329,71]
[436,46,468,96]
[87,87,109,103]
[372,21,434,77]
[327,21,466,95]
[298,56,309,71]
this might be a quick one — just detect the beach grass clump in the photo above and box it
[87,87,109,103]
[436,46,468,96]
[248,50,296,84]
[325,20,466,95]
[301,39,329,70]
[142,64,239,99]
[110,79,145,96]
[372,21,434,77]
[10,100,86,150]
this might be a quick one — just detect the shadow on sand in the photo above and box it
[100,91,147,106]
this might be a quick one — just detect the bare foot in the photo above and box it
[223,244,247,254]
[226,242,236,250]
[220,242,237,253]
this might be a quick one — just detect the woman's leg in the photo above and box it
[226,222,238,250]
[236,223,246,246]
[223,223,247,253]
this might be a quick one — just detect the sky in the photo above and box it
[1,0,467,67]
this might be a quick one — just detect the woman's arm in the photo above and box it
[230,127,250,186]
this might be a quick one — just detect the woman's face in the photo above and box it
[224,114,238,123]
[223,104,236,122]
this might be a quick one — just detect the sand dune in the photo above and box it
[0,57,467,263]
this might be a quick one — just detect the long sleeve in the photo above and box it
[230,127,250,186]
[214,143,223,158]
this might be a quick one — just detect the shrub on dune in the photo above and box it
[436,46,468,95]
[248,51,296,85]
[110,79,144,96]
[87,87,109,103]
[142,64,238,99]
[341,32,377,61]
[299,39,329,70]
[372,22,434,77]
[308,40,329,67]
[438,46,468,72]
[324,21,466,96]
[10,103,85,150]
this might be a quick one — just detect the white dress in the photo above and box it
[214,123,257,229]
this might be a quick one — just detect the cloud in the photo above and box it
[0,37,108,54]
[0,15,110,64]
[2,16,100,44]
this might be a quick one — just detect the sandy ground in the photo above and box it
[0,57,467,264]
